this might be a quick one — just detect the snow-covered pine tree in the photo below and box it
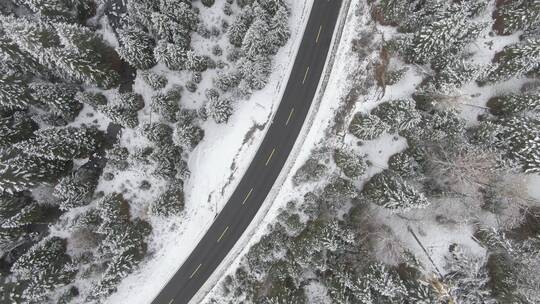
[185,50,208,72]
[483,38,540,83]
[173,120,204,150]
[15,126,101,160]
[11,236,77,302]
[141,70,167,90]
[363,170,429,212]
[29,81,82,122]
[0,154,71,194]
[53,164,100,210]
[117,26,156,70]
[496,115,540,174]
[388,149,421,178]
[241,12,272,59]
[269,4,289,48]
[150,180,184,217]
[487,93,540,116]
[151,91,180,123]
[494,0,540,35]
[99,104,139,128]
[214,70,242,92]
[443,245,496,304]
[239,54,272,90]
[0,75,33,110]
[74,91,107,108]
[154,40,188,70]
[349,113,389,140]
[206,95,233,124]
[141,122,173,145]
[228,6,254,47]
[1,17,119,88]
[0,111,35,148]
[333,147,367,178]
[371,99,421,133]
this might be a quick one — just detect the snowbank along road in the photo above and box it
[152,0,343,303]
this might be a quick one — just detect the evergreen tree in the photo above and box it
[388,149,421,178]
[269,4,290,49]
[11,236,77,302]
[151,91,180,123]
[74,91,107,108]
[0,75,33,110]
[487,93,540,116]
[496,116,540,174]
[228,6,254,47]
[15,126,101,160]
[0,154,71,194]
[349,113,389,140]
[371,99,421,133]
[154,40,188,70]
[0,111,35,148]
[117,26,156,70]
[173,120,204,149]
[494,0,540,35]
[53,164,100,210]
[29,81,82,122]
[241,14,272,59]
[150,180,184,217]
[141,122,173,145]
[141,70,167,90]
[333,148,367,178]
[363,170,429,212]
[239,54,272,90]
[206,95,233,124]
[1,17,119,89]
[99,104,139,128]
[484,38,540,83]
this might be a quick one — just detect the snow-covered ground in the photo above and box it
[104,1,314,303]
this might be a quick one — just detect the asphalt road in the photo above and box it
[152,1,343,303]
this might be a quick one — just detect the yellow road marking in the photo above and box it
[242,188,253,205]
[189,264,202,279]
[285,108,295,126]
[316,26,323,44]
[302,66,310,84]
[265,148,276,166]
[168,299,174,304]
[217,226,229,242]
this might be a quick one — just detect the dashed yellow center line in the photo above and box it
[189,264,202,279]
[265,148,276,166]
[217,226,229,243]
[242,188,253,205]
[302,66,310,84]
[168,299,174,304]
[316,26,323,44]
[285,108,295,126]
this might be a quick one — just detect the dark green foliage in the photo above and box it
[349,113,389,140]
[363,170,428,212]
[150,180,184,216]
[333,147,367,178]
[0,154,71,194]
[151,89,180,122]
[141,71,168,90]
[494,0,540,35]
[0,75,33,110]
[388,149,421,178]
[495,116,540,174]
[141,122,173,145]
[53,164,100,210]
[487,94,540,116]
[371,99,421,133]
[0,111,36,148]
[292,158,327,185]
[483,38,540,84]
[117,27,156,69]
[15,126,101,160]
[74,91,107,108]
[29,81,82,122]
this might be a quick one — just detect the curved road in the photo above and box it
[152,1,343,303]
